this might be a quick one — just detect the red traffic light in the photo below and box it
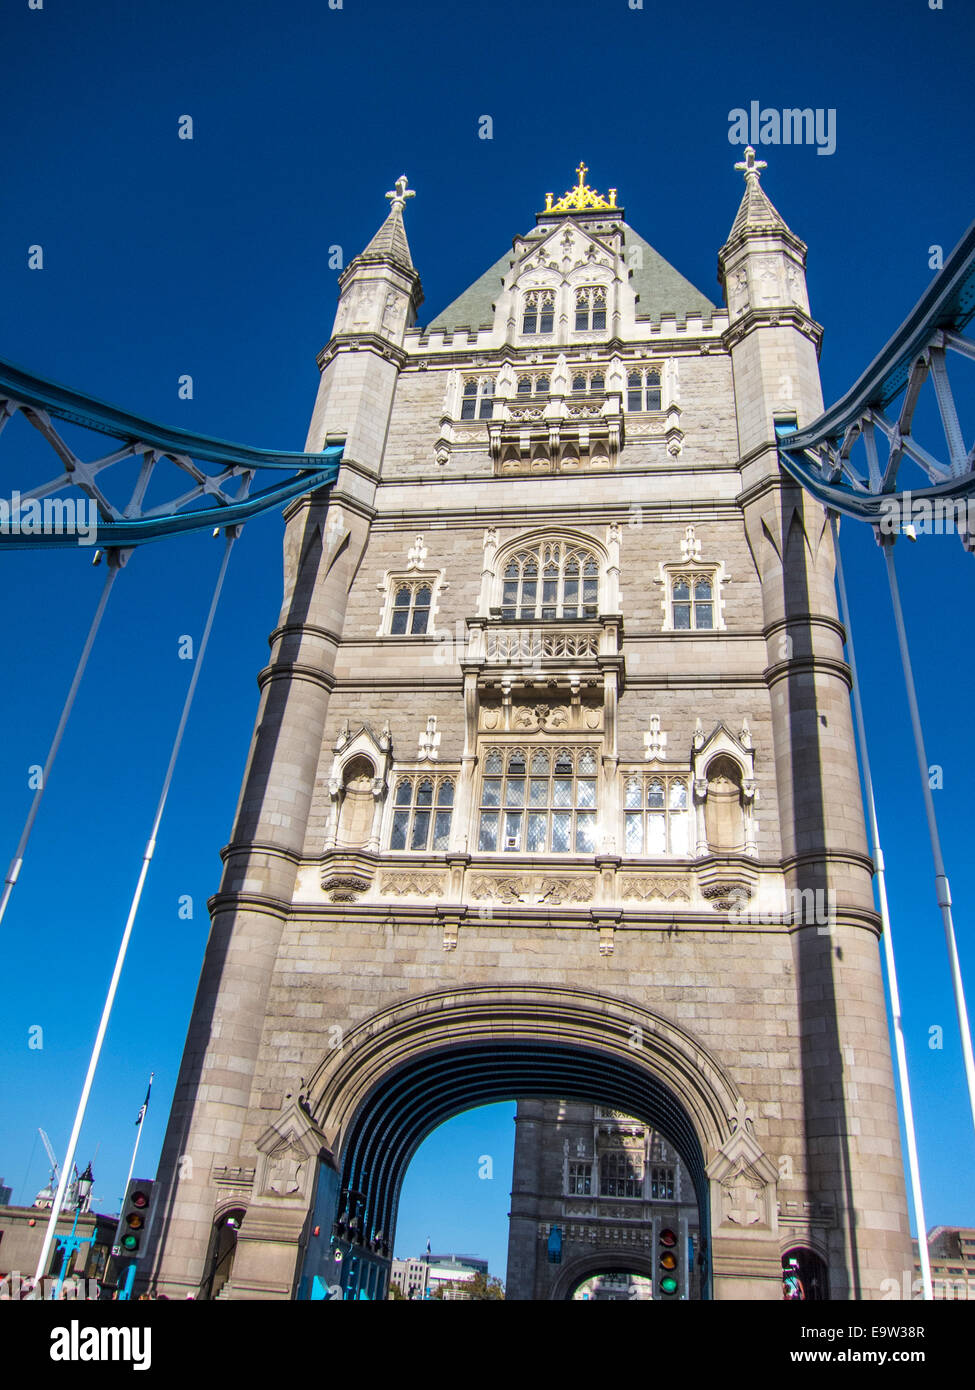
[659,1228,677,1247]
[130,1189,150,1209]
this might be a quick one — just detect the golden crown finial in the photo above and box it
[544,163,618,215]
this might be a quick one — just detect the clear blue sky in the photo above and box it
[1,0,974,1282]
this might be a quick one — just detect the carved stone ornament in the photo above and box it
[266,1150,304,1196]
[705,1098,779,1234]
[701,880,752,912]
[254,1102,328,1205]
[469,874,594,906]
[621,875,692,903]
[512,702,571,732]
[322,873,372,903]
[378,871,445,899]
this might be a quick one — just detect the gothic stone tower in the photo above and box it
[507,1100,702,1300]
[145,161,912,1301]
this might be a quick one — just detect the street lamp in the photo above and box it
[53,1162,94,1301]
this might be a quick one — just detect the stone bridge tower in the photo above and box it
[144,160,912,1301]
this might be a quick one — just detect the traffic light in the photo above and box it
[656,1225,681,1298]
[113,1178,156,1260]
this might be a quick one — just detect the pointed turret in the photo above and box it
[725,148,789,240]
[717,149,823,454]
[305,175,424,459]
[359,189,416,275]
[327,175,423,349]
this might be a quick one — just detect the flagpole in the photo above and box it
[123,1073,154,1202]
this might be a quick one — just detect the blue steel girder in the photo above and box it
[776,219,975,535]
[0,355,344,549]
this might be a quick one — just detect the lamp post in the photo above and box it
[52,1162,94,1301]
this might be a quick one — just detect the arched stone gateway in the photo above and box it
[556,1260,656,1302]
[213,986,784,1302]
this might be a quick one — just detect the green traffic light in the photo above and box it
[660,1275,678,1295]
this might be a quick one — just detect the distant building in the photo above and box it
[427,1253,488,1299]
[390,1256,429,1300]
[0,1203,117,1291]
[389,1252,490,1300]
[913,1227,975,1299]
[0,1180,12,1208]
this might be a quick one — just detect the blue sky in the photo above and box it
[1,0,974,1282]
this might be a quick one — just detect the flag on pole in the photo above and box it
[135,1073,154,1126]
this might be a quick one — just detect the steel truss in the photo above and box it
[0,355,343,549]
[777,220,975,538]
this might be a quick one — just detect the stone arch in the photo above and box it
[308,985,739,1162]
[551,1250,656,1301]
[298,985,764,1299]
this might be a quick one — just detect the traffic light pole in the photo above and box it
[118,1261,137,1302]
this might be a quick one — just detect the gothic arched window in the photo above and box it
[390,583,432,635]
[671,574,714,630]
[575,286,607,332]
[389,776,454,851]
[477,746,598,854]
[522,290,555,335]
[500,540,599,621]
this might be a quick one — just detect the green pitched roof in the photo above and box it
[427,251,513,333]
[426,224,715,332]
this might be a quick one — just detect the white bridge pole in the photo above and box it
[32,535,237,1289]
[881,535,975,1136]
[831,515,932,1299]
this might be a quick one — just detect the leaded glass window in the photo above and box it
[568,1162,592,1196]
[671,572,714,630]
[460,377,494,420]
[478,746,599,854]
[626,367,662,411]
[650,1166,676,1200]
[624,775,690,856]
[574,286,607,331]
[389,583,432,635]
[499,540,599,620]
[522,289,555,335]
[389,776,454,852]
[599,1150,643,1198]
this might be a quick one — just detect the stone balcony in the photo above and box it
[465,617,621,669]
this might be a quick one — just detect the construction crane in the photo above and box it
[34,1129,77,1210]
